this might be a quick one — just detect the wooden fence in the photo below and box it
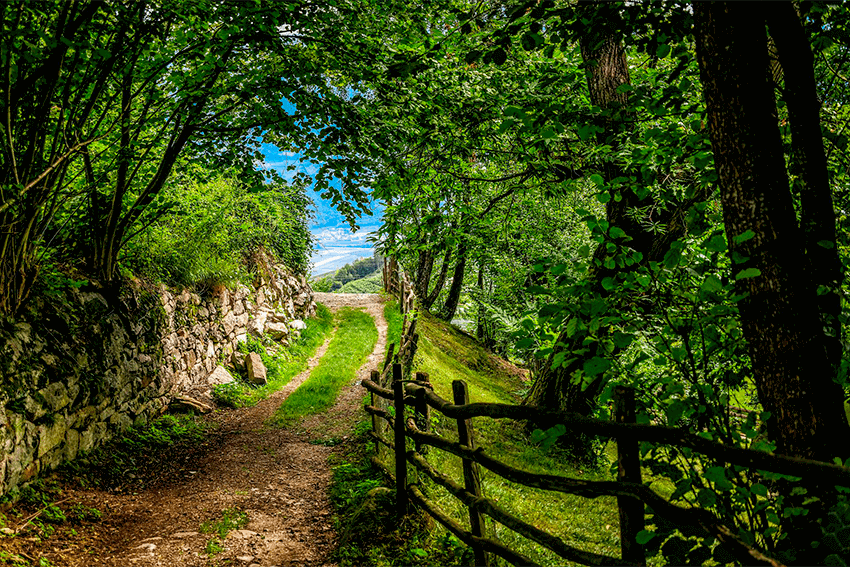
[380,258,418,382]
[361,363,850,567]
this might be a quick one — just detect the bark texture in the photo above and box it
[693,2,849,463]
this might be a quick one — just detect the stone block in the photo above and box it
[234,312,250,331]
[207,365,235,386]
[246,353,267,386]
[290,319,307,331]
[248,311,268,337]
[222,311,237,335]
[265,321,289,340]
[65,429,80,461]
[37,418,66,458]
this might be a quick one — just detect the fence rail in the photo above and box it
[369,259,844,566]
[357,363,850,567]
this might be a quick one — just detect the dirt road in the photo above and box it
[13,293,387,567]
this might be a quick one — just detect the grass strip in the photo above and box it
[271,307,377,426]
[213,303,334,407]
[384,299,403,347]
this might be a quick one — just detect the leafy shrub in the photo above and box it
[122,176,312,288]
[212,382,245,408]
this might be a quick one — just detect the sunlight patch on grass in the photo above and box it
[270,307,377,426]
[393,311,621,565]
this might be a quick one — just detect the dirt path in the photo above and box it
[32,293,388,567]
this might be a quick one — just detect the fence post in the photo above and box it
[414,372,430,455]
[393,364,408,516]
[452,380,490,567]
[371,370,382,458]
[613,386,645,566]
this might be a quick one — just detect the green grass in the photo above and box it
[212,303,334,407]
[384,300,403,347]
[270,307,378,426]
[383,311,621,566]
[200,507,248,556]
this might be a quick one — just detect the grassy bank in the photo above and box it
[410,313,620,565]
[271,307,377,426]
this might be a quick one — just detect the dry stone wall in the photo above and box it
[0,262,314,496]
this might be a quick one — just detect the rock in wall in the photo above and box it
[0,261,314,496]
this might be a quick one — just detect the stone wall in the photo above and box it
[0,261,314,496]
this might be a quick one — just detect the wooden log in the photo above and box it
[368,430,394,451]
[453,380,489,567]
[362,378,394,400]
[397,384,850,487]
[383,343,396,373]
[408,485,541,567]
[393,365,408,516]
[413,372,430,455]
[371,370,383,458]
[613,386,645,566]
[405,427,782,567]
[371,455,394,482]
[407,451,629,566]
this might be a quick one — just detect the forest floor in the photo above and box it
[0,292,387,567]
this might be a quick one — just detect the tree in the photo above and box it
[0,0,390,313]
[693,1,849,464]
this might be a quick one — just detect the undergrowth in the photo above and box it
[270,307,377,427]
[59,413,214,492]
[212,303,334,408]
[329,417,472,566]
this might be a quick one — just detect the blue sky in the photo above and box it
[260,143,382,276]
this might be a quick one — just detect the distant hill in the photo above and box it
[312,254,383,293]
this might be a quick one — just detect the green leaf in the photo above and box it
[663,247,682,270]
[733,229,756,244]
[735,268,762,280]
[577,124,594,141]
[697,488,717,507]
[705,466,734,490]
[613,331,633,349]
[666,400,686,424]
[704,234,727,253]
[751,483,768,497]
[700,274,723,294]
[635,530,655,545]
[583,357,611,377]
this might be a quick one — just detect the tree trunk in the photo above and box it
[767,4,843,365]
[526,6,636,416]
[414,248,435,303]
[693,3,849,464]
[423,246,452,311]
[438,241,467,322]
